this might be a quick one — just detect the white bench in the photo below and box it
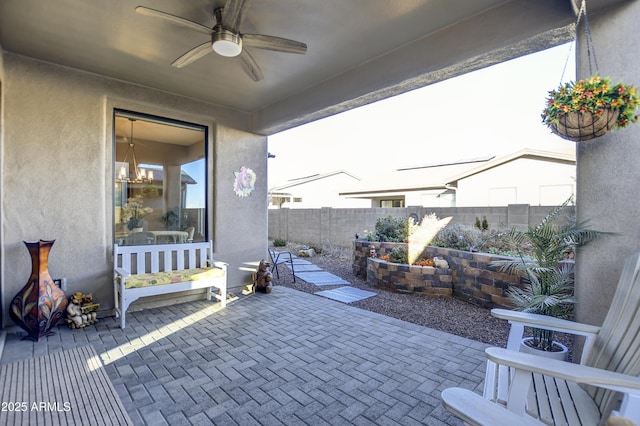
[113,240,227,329]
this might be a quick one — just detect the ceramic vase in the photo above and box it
[9,240,68,341]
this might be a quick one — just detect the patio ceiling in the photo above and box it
[0,0,626,135]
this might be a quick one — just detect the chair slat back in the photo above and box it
[585,252,640,412]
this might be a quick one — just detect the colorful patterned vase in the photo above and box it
[9,240,68,341]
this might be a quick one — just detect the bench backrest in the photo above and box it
[584,252,640,413]
[114,241,213,274]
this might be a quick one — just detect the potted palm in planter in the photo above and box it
[490,198,609,358]
[542,74,639,142]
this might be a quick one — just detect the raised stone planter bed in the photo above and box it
[367,257,452,297]
[353,240,527,308]
[353,240,404,277]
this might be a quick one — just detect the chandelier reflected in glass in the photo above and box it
[118,118,154,184]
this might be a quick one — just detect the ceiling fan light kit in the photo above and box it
[212,30,242,57]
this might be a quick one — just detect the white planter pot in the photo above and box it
[520,337,568,361]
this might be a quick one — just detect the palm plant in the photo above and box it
[491,197,609,351]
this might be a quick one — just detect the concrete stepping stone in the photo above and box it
[315,287,377,303]
[288,264,323,272]
[296,271,350,286]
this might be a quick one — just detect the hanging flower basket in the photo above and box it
[542,75,640,142]
[550,108,619,142]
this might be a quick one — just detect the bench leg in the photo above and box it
[220,286,227,307]
[114,278,130,329]
[205,282,227,308]
[119,295,137,329]
[114,277,125,328]
[113,280,119,318]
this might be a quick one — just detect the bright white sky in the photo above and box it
[267,42,577,187]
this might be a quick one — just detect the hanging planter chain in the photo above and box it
[578,0,598,76]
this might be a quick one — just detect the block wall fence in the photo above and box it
[268,204,575,248]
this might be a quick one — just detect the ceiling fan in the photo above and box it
[136,0,307,82]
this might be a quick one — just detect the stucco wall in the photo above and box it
[575,1,640,327]
[1,54,267,327]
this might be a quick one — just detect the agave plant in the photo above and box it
[491,197,609,351]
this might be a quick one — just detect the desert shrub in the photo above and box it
[307,243,323,254]
[474,216,489,231]
[478,230,533,256]
[388,245,408,264]
[362,230,378,241]
[432,223,484,251]
[273,238,287,247]
[374,215,415,242]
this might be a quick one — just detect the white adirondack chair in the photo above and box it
[441,252,640,426]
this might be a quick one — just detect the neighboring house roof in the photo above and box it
[339,149,575,197]
[339,156,493,197]
[269,170,361,193]
[443,148,575,186]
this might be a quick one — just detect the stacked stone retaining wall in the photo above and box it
[353,240,526,308]
[367,257,453,297]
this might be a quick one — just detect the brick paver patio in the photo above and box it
[1,286,488,425]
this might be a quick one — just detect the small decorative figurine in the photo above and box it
[252,260,273,293]
[369,245,377,258]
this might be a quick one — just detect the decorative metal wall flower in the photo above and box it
[233,166,256,197]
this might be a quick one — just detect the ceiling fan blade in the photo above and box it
[242,34,307,54]
[221,0,249,32]
[238,49,264,82]
[135,6,212,35]
[172,42,213,68]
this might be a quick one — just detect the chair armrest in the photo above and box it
[114,267,130,278]
[441,388,543,426]
[492,309,601,363]
[486,347,640,395]
[491,309,601,337]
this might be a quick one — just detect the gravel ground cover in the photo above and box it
[269,242,512,347]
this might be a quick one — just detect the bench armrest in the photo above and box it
[114,267,131,278]
[207,260,228,269]
[486,347,640,395]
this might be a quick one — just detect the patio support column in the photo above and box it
[575,1,640,328]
